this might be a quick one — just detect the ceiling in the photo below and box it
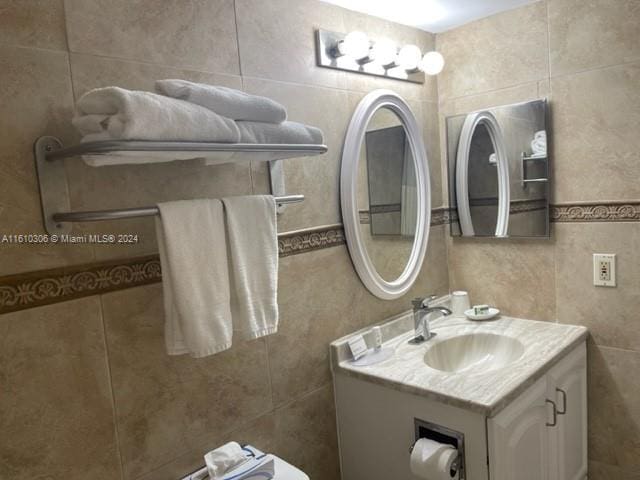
[318,0,538,33]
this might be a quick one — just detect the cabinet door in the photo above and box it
[488,377,552,480]
[547,343,588,480]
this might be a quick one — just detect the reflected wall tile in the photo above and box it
[268,245,366,406]
[436,1,548,101]
[548,0,640,76]
[447,236,556,321]
[243,78,350,231]
[0,45,95,275]
[551,62,640,202]
[588,343,640,474]
[0,0,67,50]
[235,0,346,89]
[69,53,242,101]
[64,0,240,74]
[555,223,640,350]
[273,385,341,480]
[0,298,120,480]
[101,284,273,479]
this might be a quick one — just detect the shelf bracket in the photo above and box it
[269,160,287,214]
[34,136,72,235]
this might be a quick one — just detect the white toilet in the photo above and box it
[180,444,308,480]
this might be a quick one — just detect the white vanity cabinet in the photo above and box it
[487,343,587,480]
[331,314,588,480]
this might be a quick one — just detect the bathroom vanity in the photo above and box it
[331,311,588,480]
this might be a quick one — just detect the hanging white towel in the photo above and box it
[74,86,241,143]
[222,195,279,340]
[155,79,287,124]
[155,199,233,357]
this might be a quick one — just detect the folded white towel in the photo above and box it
[222,195,279,340]
[238,120,324,144]
[205,442,247,480]
[155,199,233,357]
[531,138,547,155]
[156,79,287,124]
[74,86,240,143]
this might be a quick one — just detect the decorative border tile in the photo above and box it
[278,224,345,257]
[3,202,639,314]
[551,202,640,223]
[0,225,348,314]
[0,255,161,315]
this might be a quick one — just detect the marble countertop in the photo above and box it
[330,312,588,416]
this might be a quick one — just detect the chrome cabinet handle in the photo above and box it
[546,399,557,427]
[556,387,567,415]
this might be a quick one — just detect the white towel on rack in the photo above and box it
[155,199,233,357]
[74,86,241,143]
[222,195,279,340]
[155,79,287,124]
[237,120,324,145]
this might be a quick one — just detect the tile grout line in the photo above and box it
[97,293,127,480]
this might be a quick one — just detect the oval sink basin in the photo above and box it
[424,333,525,373]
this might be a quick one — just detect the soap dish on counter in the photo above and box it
[349,348,394,367]
[464,307,500,321]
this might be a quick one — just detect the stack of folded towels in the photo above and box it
[530,130,547,156]
[72,80,324,165]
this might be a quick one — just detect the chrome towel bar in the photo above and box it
[51,195,304,224]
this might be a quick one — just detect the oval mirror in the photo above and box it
[341,90,431,300]
[455,111,510,237]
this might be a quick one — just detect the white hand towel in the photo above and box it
[204,442,247,480]
[156,79,287,124]
[222,195,279,340]
[155,199,233,357]
[237,120,324,144]
[74,86,240,143]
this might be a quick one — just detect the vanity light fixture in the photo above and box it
[397,44,423,71]
[370,38,398,68]
[336,31,371,61]
[420,51,445,75]
[316,29,444,84]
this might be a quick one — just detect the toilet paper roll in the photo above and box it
[410,438,459,480]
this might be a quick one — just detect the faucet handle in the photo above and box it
[412,295,437,309]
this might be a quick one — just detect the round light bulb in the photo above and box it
[370,39,397,67]
[397,44,422,71]
[420,51,445,75]
[338,31,370,60]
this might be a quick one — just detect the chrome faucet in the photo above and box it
[408,295,452,345]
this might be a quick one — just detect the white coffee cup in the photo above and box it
[451,290,471,316]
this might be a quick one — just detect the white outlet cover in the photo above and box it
[593,253,616,287]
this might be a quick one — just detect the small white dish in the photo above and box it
[464,307,500,321]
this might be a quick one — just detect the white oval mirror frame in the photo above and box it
[455,111,510,237]
[341,89,431,300]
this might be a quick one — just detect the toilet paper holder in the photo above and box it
[410,418,466,480]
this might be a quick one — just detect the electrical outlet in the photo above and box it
[593,253,616,287]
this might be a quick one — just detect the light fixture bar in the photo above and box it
[315,29,426,84]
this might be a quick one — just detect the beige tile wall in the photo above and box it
[437,1,640,478]
[0,1,448,479]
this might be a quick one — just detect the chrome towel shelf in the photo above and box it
[34,136,327,234]
[42,139,328,162]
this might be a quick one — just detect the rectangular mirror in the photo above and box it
[445,99,550,238]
